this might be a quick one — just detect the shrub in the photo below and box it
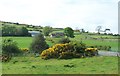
[85,48,98,56]
[58,37,70,44]
[41,43,74,59]
[30,33,49,54]
[90,45,111,51]
[69,41,86,53]
[2,38,21,56]
[20,48,29,52]
[40,48,57,59]
[107,46,111,51]
[59,52,74,59]
[41,42,99,59]
[41,42,94,59]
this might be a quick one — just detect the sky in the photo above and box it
[0,0,119,34]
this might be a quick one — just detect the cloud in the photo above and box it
[0,0,118,34]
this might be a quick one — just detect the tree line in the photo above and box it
[2,25,31,36]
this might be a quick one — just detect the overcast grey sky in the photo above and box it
[0,0,119,34]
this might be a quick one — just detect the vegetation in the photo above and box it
[58,37,70,44]
[41,42,98,59]
[1,21,119,74]
[64,27,74,38]
[2,56,118,74]
[2,37,32,48]
[43,26,53,36]
[1,34,118,51]
[29,33,49,54]
[2,25,31,36]
[2,38,21,55]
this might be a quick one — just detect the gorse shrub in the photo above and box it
[41,43,72,59]
[85,48,98,56]
[40,42,98,59]
[20,48,29,52]
[88,45,111,51]
[69,41,86,53]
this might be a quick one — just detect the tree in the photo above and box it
[96,26,102,34]
[43,26,52,36]
[20,27,31,36]
[29,33,49,54]
[64,27,74,38]
[2,25,16,36]
[81,29,85,33]
[2,25,31,36]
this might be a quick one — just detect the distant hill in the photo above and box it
[0,20,31,27]
[0,21,64,31]
[0,21,42,31]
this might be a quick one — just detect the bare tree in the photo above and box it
[96,26,102,34]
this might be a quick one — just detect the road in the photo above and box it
[98,51,120,57]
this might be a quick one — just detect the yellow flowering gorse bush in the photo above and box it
[85,48,98,52]
[41,43,74,59]
[41,43,99,59]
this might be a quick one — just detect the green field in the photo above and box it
[2,37,33,48]
[1,37,55,48]
[2,56,118,74]
[2,34,118,51]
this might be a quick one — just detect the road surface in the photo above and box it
[98,51,120,57]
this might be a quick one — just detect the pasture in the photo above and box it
[2,56,118,74]
[2,34,119,51]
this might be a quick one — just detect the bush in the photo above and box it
[2,38,21,56]
[43,26,52,36]
[88,45,112,51]
[58,37,70,44]
[40,42,97,59]
[59,52,74,59]
[41,40,100,59]
[20,48,29,52]
[69,41,86,53]
[30,33,49,54]
[85,48,98,56]
[41,43,73,59]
